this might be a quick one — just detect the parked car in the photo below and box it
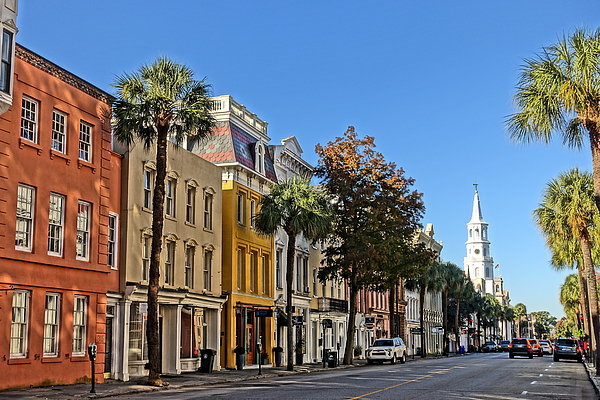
[509,338,533,358]
[499,340,511,352]
[482,341,500,352]
[539,339,553,355]
[528,339,544,357]
[366,337,407,364]
[553,338,583,362]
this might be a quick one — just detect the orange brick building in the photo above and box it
[0,45,121,389]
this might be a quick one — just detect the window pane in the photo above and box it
[79,122,92,162]
[16,184,34,250]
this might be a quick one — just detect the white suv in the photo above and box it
[366,337,407,364]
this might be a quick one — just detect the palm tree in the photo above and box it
[507,28,600,212]
[534,168,600,373]
[452,276,474,353]
[112,58,214,385]
[560,274,582,331]
[254,176,333,371]
[405,264,440,357]
[431,262,463,354]
[514,303,527,337]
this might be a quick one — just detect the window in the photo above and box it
[185,245,195,288]
[250,199,256,228]
[237,248,244,290]
[203,249,212,291]
[0,29,13,93]
[203,191,213,230]
[48,193,65,256]
[296,255,302,292]
[237,193,244,225]
[128,302,148,361]
[165,178,175,218]
[15,184,35,251]
[143,169,154,209]
[51,110,67,153]
[79,121,92,162]
[256,144,265,174]
[72,295,87,356]
[108,213,118,269]
[141,235,150,281]
[20,96,38,142]
[186,184,196,224]
[164,240,175,285]
[303,257,309,292]
[261,255,266,294]
[312,268,318,293]
[275,249,283,289]
[10,290,30,358]
[250,252,256,292]
[76,201,91,260]
[43,293,60,357]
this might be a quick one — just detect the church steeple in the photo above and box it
[470,185,485,223]
[464,185,494,294]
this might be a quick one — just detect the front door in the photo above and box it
[246,322,254,364]
[104,315,113,378]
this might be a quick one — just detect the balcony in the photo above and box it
[318,297,348,313]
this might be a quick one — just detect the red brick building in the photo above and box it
[0,44,121,389]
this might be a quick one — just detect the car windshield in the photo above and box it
[556,339,577,346]
[513,339,527,344]
[373,340,394,347]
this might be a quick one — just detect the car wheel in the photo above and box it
[367,359,373,365]
[553,356,559,362]
[538,352,543,357]
[529,353,533,359]
[509,353,514,359]
[400,353,406,364]
[577,356,583,363]
[391,355,396,364]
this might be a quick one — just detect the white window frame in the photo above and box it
[143,168,154,210]
[203,191,213,230]
[185,244,195,289]
[51,110,67,153]
[10,290,30,358]
[79,121,92,162]
[48,192,65,256]
[203,248,212,291]
[76,201,91,261]
[0,29,13,94]
[20,96,38,142]
[141,235,151,281]
[15,184,35,251]
[43,293,60,357]
[164,240,175,285]
[108,213,118,269]
[186,184,196,224]
[165,178,175,218]
[276,249,283,289]
[72,295,87,356]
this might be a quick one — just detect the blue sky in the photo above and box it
[18,1,600,320]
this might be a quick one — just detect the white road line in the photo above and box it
[521,391,528,394]
[531,381,537,384]
[539,374,543,377]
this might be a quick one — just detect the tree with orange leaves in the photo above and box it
[315,127,433,365]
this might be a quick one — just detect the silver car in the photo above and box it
[366,337,407,364]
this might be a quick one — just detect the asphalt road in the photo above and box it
[116,353,597,399]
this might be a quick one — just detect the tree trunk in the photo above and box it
[285,230,296,372]
[580,233,600,375]
[147,128,168,386]
[343,272,358,365]
[454,297,461,354]
[577,263,591,342]
[419,287,426,357]
[389,284,396,337]
[442,288,448,355]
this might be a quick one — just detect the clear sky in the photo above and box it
[17,1,600,320]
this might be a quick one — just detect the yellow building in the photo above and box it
[192,96,276,369]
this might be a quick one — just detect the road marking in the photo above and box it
[539,374,543,377]
[531,381,537,384]
[544,369,548,371]
[521,391,528,395]
[347,357,499,400]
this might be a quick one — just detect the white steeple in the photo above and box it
[464,185,495,294]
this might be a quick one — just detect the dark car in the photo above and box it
[509,338,533,358]
[499,340,511,352]
[553,338,583,362]
[482,341,499,352]
[528,339,543,357]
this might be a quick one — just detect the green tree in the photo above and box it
[450,275,475,353]
[514,303,527,337]
[315,127,427,365]
[531,311,557,338]
[112,58,214,385]
[533,168,600,372]
[560,274,582,331]
[254,176,333,371]
[430,262,463,354]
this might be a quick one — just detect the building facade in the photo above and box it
[114,140,226,380]
[0,44,121,389]
[193,95,277,369]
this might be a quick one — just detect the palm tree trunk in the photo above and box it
[343,271,358,365]
[454,297,461,354]
[419,287,426,357]
[577,263,591,344]
[442,289,448,355]
[147,128,168,386]
[285,230,296,372]
[580,233,600,375]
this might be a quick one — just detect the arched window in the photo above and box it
[486,267,490,277]
[256,143,265,174]
[475,228,480,238]
[496,284,500,292]
[475,267,480,277]
[469,229,473,238]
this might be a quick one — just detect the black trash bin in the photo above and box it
[328,351,338,368]
[199,349,216,373]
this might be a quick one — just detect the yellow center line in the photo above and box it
[347,355,501,399]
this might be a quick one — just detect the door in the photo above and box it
[246,323,254,364]
[104,315,113,377]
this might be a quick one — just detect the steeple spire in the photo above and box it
[470,184,485,223]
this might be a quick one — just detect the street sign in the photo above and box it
[292,316,304,326]
[322,318,332,328]
[410,327,422,334]
[256,309,272,317]
[432,327,444,334]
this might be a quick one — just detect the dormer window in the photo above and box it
[256,143,265,174]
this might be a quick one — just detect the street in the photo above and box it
[114,353,597,399]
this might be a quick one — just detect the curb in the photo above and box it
[584,361,600,399]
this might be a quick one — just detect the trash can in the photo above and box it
[459,346,465,354]
[328,351,338,368]
[199,349,216,373]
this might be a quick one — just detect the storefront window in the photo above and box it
[128,302,148,361]
[181,307,204,358]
